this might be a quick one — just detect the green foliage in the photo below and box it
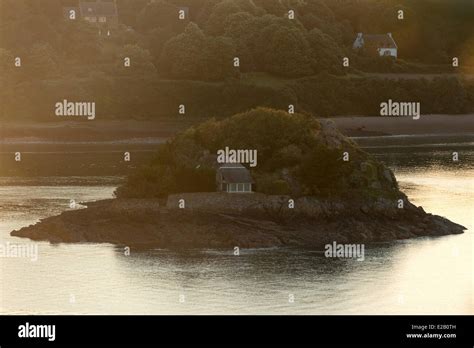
[256,21,314,77]
[115,44,157,75]
[28,43,59,80]
[136,0,184,33]
[141,27,176,65]
[297,145,350,195]
[2,0,473,75]
[255,174,292,195]
[293,74,473,116]
[115,164,215,198]
[116,107,381,198]
[307,28,343,74]
[1,0,474,120]
[204,0,242,36]
[191,108,321,166]
[59,22,101,64]
[159,23,236,81]
[0,48,14,78]
[3,70,474,120]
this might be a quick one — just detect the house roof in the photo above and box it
[80,1,118,17]
[218,163,253,184]
[362,34,397,49]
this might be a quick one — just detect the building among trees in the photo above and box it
[63,0,119,28]
[353,33,398,58]
[216,164,253,193]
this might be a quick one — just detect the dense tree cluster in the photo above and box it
[2,0,473,76]
[117,108,358,197]
[1,0,473,120]
[116,108,397,198]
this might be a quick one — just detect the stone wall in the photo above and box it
[85,198,162,212]
[166,192,346,216]
[166,192,407,219]
[166,192,288,212]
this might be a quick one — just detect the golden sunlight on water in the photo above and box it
[0,148,472,314]
[393,168,473,314]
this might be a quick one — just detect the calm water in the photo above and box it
[0,136,472,314]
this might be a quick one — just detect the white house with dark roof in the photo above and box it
[80,0,118,27]
[216,163,253,193]
[353,33,398,58]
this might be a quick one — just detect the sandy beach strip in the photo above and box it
[1,115,473,142]
[330,114,474,137]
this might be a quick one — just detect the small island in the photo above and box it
[11,108,466,249]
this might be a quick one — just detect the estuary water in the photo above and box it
[0,135,472,314]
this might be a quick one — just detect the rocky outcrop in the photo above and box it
[11,196,465,250]
[9,112,467,250]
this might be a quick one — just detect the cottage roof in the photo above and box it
[362,34,397,49]
[218,163,253,184]
[80,1,117,17]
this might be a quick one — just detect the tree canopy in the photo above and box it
[1,0,473,121]
[116,107,398,198]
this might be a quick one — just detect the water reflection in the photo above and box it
[0,137,472,314]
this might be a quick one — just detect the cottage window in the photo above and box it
[99,16,107,22]
[229,183,237,192]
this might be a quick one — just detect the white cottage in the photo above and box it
[353,33,398,58]
[216,163,253,193]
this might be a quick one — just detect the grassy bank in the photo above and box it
[2,73,474,121]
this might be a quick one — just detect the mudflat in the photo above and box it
[2,114,473,142]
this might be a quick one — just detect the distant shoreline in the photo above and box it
[331,114,474,137]
[1,114,473,142]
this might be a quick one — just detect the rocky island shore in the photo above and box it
[10,108,467,249]
[11,195,465,249]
